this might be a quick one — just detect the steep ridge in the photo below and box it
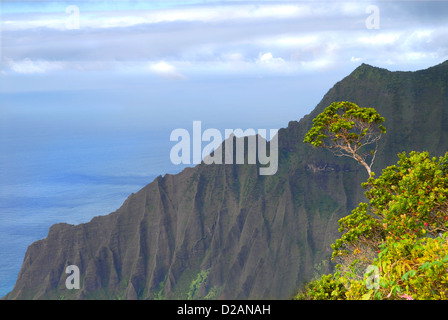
[4,61,448,299]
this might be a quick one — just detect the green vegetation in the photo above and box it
[187,269,210,300]
[204,285,222,300]
[304,101,386,176]
[297,115,448,300]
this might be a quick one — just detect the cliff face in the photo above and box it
[4,61,448,300]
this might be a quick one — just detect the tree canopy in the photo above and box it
[303,101,386,176]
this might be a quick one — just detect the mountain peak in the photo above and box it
[357,62,375,69]
[352,60,448,76]
[349,63,390,80]
[427,59,448,71]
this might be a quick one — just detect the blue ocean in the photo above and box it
[0,127,192,297]
[0,73,326,298]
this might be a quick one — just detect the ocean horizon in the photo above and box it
[0,118,291,297]
[0,127,193,297]
[0,74,315,298]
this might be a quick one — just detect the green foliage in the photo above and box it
[298,151,448,300]
[304,101,386,148]
[204,286,222,300]
[294,272,347,300]
[303,101,386,175]
[373,235,448,300]
[332,151,448,259]
[364,151,448,238]
[343,234,448,300]
[187,269,210,300]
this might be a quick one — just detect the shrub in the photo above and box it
[297,151,448,300]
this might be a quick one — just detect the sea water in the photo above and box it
[0,128,190,297]
[0,74,323,298]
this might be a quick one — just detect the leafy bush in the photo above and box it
[295,272,347,300]
[332,151,448,259]
[344,235,448,300]
[297,151,448,300]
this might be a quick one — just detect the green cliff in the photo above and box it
[4,60,448,299]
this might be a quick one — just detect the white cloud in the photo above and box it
[1,4,313,31]
[300,59,333,71]
[256,52,286,70]
[221,53,245,62]
[270,35,318,48]
[2,1,447,77]
[148,61,186,80]
[6,58,64,74]
[106,4,311,26]
[358,33,400,46]
[5,2,369,32]
[1,18,65,31]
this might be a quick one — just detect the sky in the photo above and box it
[0,0,448,138]
[0,0,448,129]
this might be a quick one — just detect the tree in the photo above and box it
[303,101,386,176]
[332,151,448,260]
[295,151,448,300]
